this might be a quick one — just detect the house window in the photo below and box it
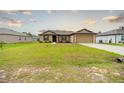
[109,38,112,43]
[25,37,26,40]
[19,36,21,40]
[121,36,124,41]
[61,36,67,41]
[44,35,49,41]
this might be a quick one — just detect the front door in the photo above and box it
[52,35,56,42]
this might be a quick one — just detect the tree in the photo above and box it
[0,41,4,49]
[22,32,33,37]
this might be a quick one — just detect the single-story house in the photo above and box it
[0,28,33,43]
[32,35,38,41]
[96,27,124,44]
[39,29,96,43]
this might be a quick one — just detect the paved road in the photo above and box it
[80,43,124,55]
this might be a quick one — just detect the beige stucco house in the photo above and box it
[39,29,96,43]
[0,28,33,43]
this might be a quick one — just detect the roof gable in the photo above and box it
[43,31,56,35]
[75,29,96,34]
[42,30,73,35]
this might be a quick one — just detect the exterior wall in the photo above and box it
[58,36,62,42]
[39,31,55,42]
[24,36,33,42]
[57,35,70,43]
[71,34,76,43]
[39,35,43,41]
[93,35,96,43]
[75,34,96,43]
[116,35,124,43]
[66,36,70,42]
[56,35,59,42]
[49,35,52,42]
[96,35,116,43]
[32,37,38,41]
[0,34,32,43]
[70,35,74,43]
[39,32,96,43]
[39,35,52,42]
[96,35,124,44]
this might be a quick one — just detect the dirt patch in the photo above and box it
[0,70,7,82]
[80,67,108,82]
[0,66,124,83]
[8,66,51,82]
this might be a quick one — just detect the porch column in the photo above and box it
[49,35,52,42]
[56,35,59,43]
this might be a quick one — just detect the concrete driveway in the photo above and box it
[80,43,124,55]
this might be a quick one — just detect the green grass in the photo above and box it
[0,42,124,83]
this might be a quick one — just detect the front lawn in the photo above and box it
[0,42,124,83]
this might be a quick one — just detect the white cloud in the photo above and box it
[47,10,56,14]
[102,16,118,21]
[47,10,52,14]
[19,10,32,15]
[0,17,23,27]
[102,15,124,23]
[82,18,96,25]
[109,10,113,13]
[71,10,78,13]
[29,18,38,22]
[0,10,32,15]
[0,10,17,15]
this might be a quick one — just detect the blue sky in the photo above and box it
[0,10,124,35]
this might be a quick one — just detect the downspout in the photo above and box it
[92,35,94,43]
[115,35,117,44]
[92,35,93,43]
[75,34,77,43]
[57,35,59,43]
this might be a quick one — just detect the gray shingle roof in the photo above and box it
[40,29,96,35]
[97,28,124,36]
[43,30,74,35]
[0,28,27,36]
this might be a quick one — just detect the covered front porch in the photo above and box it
[43,35,71,43]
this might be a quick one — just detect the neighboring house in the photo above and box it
[0,28,33,43]
[39,29,96,43]
[96,27,124,44]
[32,35,38,41]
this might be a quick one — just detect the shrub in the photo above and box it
[45,41,51,43]
[37,39,43,43]
[66,41,70,43]
[39,41,43,43]
[118,41,122,43]
[0,41,5,49]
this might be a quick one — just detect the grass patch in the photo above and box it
[0,42,124,82]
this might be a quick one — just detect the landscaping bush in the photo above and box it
[66,41,70,43]
[37,39,43,43]
[118,41,122,43]
[39,41,43,43]
[44,41,51,43]
[0,41,6,49]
